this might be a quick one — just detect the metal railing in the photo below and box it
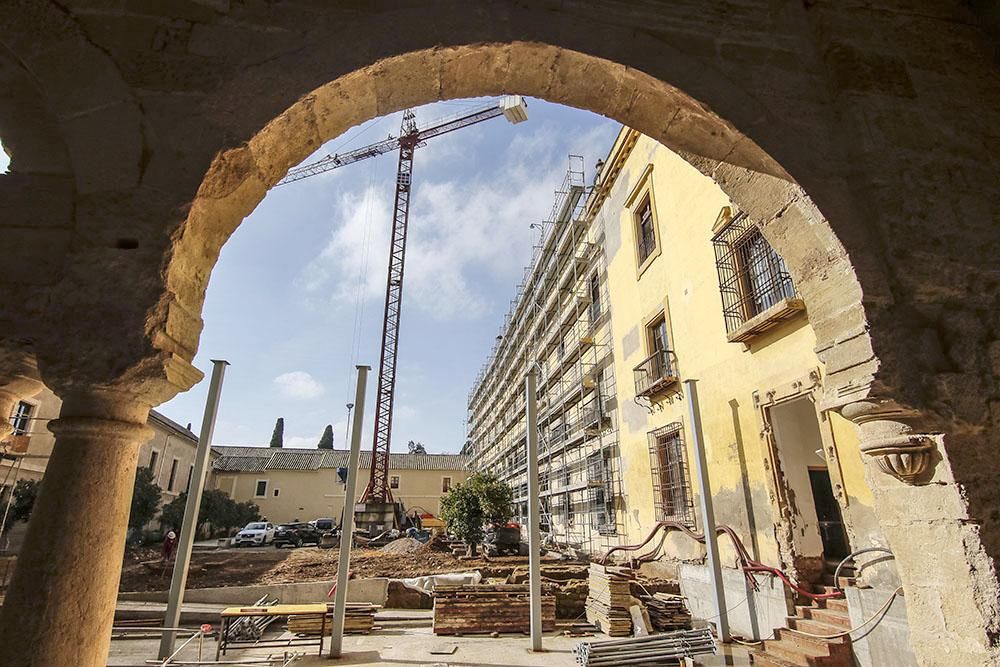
[633,349,679,397]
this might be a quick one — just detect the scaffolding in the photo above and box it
[465,156,625,555]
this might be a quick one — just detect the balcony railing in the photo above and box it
[633,349,679,397]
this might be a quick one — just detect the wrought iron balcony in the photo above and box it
[633,349,679,397]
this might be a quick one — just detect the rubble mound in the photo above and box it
[380,537,425,554]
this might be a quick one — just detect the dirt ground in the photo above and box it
[118,542,539,592]
[119,546,291,592]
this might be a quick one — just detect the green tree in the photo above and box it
[439,472,513,556]
[269,417,284,448]
[6,479,40,525]
[129,467,162,532]
[317,425,334,450]
[160,489,261,536]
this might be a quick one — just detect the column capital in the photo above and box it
[839,396,939,485]
[40,350,203,416]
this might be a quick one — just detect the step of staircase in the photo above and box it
[757,638,833,665]
[806,606,852,630]
[786,617,844,637]
[815,596,849,613]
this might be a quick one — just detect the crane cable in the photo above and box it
[343,157,379,399]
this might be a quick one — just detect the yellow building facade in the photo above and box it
[596,129,881,586]
[468,128,898,646]
[211,447,469,525]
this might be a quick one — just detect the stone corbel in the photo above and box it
[841,398,938,484]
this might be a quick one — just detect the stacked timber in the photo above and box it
[575,627,716,666]
[433,584,556,635]
[585,564,634,636]
[640,593,691,632]
[286,603,379,636]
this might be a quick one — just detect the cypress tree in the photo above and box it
[269,417,284,448]
[318,425,334,450]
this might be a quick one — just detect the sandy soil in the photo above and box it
[118,542,534,592]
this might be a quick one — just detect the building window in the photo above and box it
[167,458,179,492]
[589,271,601,321]
[273,488,280,497]
[390,475,400,489]
[634,196,657,265]
[442,477,452,493]
[255,480,268,497]
[634,314,677,397]
[148,449,160,473]
[10,401,33,436]
[713,211,797,334]
[648,423,694,525]
[186,465,195,493]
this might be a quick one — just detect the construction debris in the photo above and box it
[575,627,717,666]
[432,584,555,635]
[640,592,692,632]
[286,602,378,635]
[229,595,280,640]
[585,564,634,636]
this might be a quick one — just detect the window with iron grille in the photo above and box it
[648,423,694,525]
[713,211,797,334]
[635,196,657,265]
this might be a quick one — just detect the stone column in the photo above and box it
[0,388,153,667]
[842,398,1000,666]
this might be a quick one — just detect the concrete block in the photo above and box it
[678,563,792,640]
[846,586,915,667]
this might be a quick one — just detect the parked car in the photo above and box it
[313,518,336,533]
[273,522,322,548]
[234,521,275,547]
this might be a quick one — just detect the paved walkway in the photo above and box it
[108,622,753,666]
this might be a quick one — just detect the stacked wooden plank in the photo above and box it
[433,584,556,635]
[585,564,634,636]
[575,627,716,666]
[640,593,691,632]
[286,603,379,636]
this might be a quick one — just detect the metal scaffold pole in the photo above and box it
[525,367,543,652]
[330,365,371,658]
[684,378,730,642]
[159,359,230,659]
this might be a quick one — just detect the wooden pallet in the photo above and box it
[286,603,379,636]
[585,564,634,636]
[433,584,555,635]
[640,592,691,632]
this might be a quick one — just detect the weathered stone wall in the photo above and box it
[0,2,997,665]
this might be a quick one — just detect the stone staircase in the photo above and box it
[750,565,856,666]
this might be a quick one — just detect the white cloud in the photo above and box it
[273,371,325,400]
[285,435,320,449]
[298,124,579,321]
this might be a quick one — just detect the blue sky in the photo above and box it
[154,99,618,452]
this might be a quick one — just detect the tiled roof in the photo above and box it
[212,446,468,473]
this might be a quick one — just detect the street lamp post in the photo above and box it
[345,403,354,446]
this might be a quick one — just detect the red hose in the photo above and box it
[598,521,843,600]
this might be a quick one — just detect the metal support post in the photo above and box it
[684,379,729,642]
[525,368,543,652]
[159,360,230,658]
[330,365,370,658]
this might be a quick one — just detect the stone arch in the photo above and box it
[171,44,870,413]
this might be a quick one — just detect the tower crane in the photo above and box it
[277,96,529,529]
